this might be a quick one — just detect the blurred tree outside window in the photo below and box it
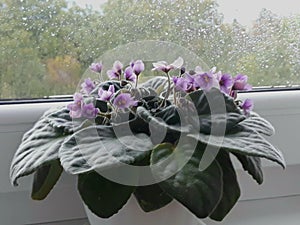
[0,0,299,99]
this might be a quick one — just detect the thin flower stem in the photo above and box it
[102,117,110,125]
[165,72,172,101]
[160,72,171,108]
[173,87,177,105]
[135,76,139,88]
[108,100,116,111]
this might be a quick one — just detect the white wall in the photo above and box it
[0,90,300,225]
[0,103,86,225]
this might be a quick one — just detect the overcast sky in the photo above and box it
[72,0,300,26]
[217,0,300,25]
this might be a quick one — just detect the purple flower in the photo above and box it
[230,90,237,99]
[124,66,136,82]
[113,93,138,110]
[67,93,84,118]
[67,93,99,119]
[107,60,124,80]
[74,92,84,103]
[130,60,135,68]
[172,76,188,92]
[107,70,120,80]
[81,78,95,94]
[98,85,115,101]
[233,74,252,91]
[113,60,123,74]
[217,73,233,94]
[89,62,103,73]
[152,57,184,73]
[81,103,99,119]
[132,60,145,76]
[194,72,218,91]
[185,73,199,91]
[241,99,254,115]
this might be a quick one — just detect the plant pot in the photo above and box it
[84,196,203,225]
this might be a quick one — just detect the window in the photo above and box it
[0,0,299,99]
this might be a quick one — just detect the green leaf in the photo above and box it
[21,107,60,141]
[47,107,88,134]
[78,171,135,218]
[209,151,240,221]
[233,153,263,184]
[187,88,241,115]
[10,116,66,186]
[185,89,246,135]
[188,127,285,168]
[154,105,180,126]
[150,141,223,218]
[31,160,63,200]
[237,112,275,136]
[198,112,246,135]
[131,87,158,99]
[134,184,173,212]
[136,106,191,133]
[140,76,168,93]
[59,125,153,174]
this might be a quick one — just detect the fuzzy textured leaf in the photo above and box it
[10,116,65,186]
[59,125,153,174]
[188,128,285,168]
[136,106,191,133]
[187,88,241,115]
[47,107,88,134]
[184,89,246,135]
[237,112,275,136]
[198,112,246,135]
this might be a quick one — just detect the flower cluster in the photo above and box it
[154,58,253,115]
[68,60,143,119]
[107,60,145,83]
[67,57,254,119]
[67,93,99,119]
[171,71,253,114]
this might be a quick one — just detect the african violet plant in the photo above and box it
[10,57,285,221]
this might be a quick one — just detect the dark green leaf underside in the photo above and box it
[31,160,63,200]
[78,171,135,218]
[151,141,223,218]
[209,152,240,221]
[232,153,263,184]
[134,184,173,212]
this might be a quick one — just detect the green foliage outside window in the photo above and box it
[0,0,299,99]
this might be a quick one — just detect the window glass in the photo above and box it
[0,0,299,99]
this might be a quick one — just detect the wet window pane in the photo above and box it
[0,0,299,99]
